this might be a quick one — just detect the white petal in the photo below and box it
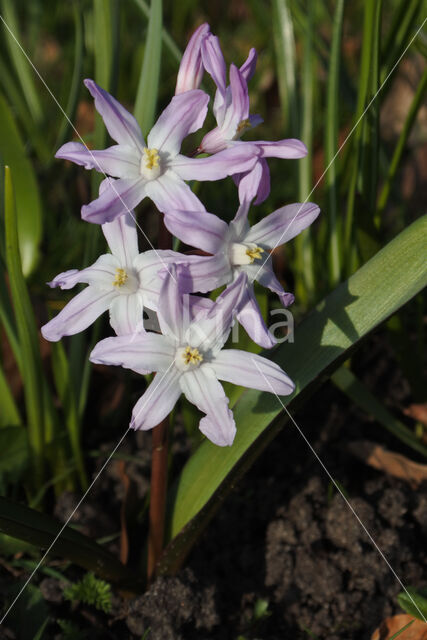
[109,293,144,335]
[90,332,175,375]
[131,367,182,430]
[211,350,294,395]
[102,212,139,267]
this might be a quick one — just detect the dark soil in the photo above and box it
[1,333,426,639]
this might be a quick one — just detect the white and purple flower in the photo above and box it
[90,266,294,447]
[56,79,260,224]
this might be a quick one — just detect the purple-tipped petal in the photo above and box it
[81,177,145,224]
[236,285,276,348]
[131,368,182,430]
[244,262,294,307]
[180,368,236,446]
[102,212,139,267]
[145,172,206,213]
[163,208,228,254]
[240,47,257,83]
[48,269,81,290]
[234,158,271,205]
[185,272,246,353]
[172,144,259,181]
[257,138,308,159]
[245,202,320,248]
[211,350,294,395]
[175,23,210,94]
[90,332,174,375]
[220,64,249,138]
[84,79,144,149]
[41,286,116,342]
[55,142,140,178]
[147,90,209,155]
[109,293,144,336]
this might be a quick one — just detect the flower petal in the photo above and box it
[211,350,294,395]
[90,332,174,374]
[163,208,228,254]
[145,172,206,213]
[47,269,81,290]
[175,23,210,94]
[177,253,231,294]
[84,79,144,149]
[245,202,320,248]
[233,158,270,206]
[240,47,257,83]
[41,286,116,342]
[102,212,139,267]
[147,90,209,155]
[81,177,145,224]
[180,367,236,446]
[201,34,227,97]
[131,367,182,430]
[220,64,249,138]
[185,271,245,353]
[55,142,140,178]
[109,293,144,336]
[257,138,308,159]
[236,284,276,348]
[171,144,259,181]
[243,262,295,307]
[156,264,184,343]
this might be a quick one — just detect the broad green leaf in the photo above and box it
[0,496,144,589]
[4,167,44,487]
[0,426,29,483]
[0,94,42,275]
[397,587,427,622]
[331,366,427,457]
[161,215,427,573]
[133,0,162,135]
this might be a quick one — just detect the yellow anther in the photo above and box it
[143,147,160,170]
[245,246,264,263]
[113,268,128,287]
[236,118,251,135]
[182,346,203,365]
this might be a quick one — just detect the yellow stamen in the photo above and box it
[236,118,251,135]
[113,268,128,287]
[182,345,203,365]
[245,246,264,263]
[143,147,160,170]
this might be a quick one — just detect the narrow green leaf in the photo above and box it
[389,620,415,640]
[133,0,181,64]
[0,427,29,482]
[331,366,427,457]
[325,0,344,287]
[397,587,427,622]
[0,363,21,427]
[272,0,298,134]
[0,496,144,589]
[133,0,162,135]
[4,166,44,487]
[0,0,42,123]
[0,94,43,275]
[381,0,423,84]
[161,215,427,572]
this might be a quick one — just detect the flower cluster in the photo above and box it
[42,24,320,447]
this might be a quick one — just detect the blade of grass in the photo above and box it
[0,0,42,124]
[4,167,44,488]
[133,0,181,64]
[325,0,344,287]
[133,0,162,136]
[0,363,21,427]
[381,0,423,84]
[331,365,427,457]
[272,0,299,135]
[377,69,427,219]
[389,620,415,639]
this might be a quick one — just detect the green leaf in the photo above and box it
[133,0,162,135]
[0,426,29,483]
[5,584,49,640]
[0,362,21,427]
[4,167,44,487]
[133,0,181,64]
[272,0,298,134]
[389,620,415,640]
[331,366,427,457]
[397,587,427,622]
[0,93,43,275]
[0,496,144,589]
[161,215,427,573]
[64,572,112,613]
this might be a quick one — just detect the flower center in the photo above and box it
[234,118,251,139]
[175,345,204,371]
[140,147,162,180]
[230,242,265,265]
[112,268,128,287]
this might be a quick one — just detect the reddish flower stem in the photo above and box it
[147,219,173,583]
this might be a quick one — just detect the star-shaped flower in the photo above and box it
[56,80,260,224]
[90,266,294,446]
